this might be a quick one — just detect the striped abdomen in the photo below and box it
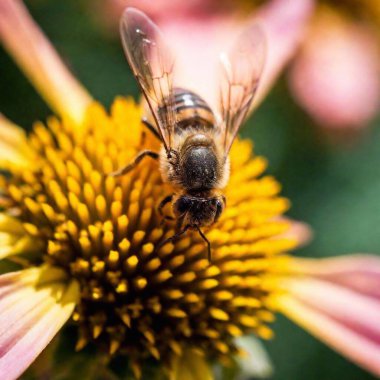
[171,88,216,133]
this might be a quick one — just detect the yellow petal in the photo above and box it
[0,213,26,234]
[0,0,92,124]
[0,232,36,260]
[170,349,213,380]
[0,213,42,260]
[0,114,33,169]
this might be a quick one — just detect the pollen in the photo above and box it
[1,97,296,376]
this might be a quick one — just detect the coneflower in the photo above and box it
[1,1,380,379]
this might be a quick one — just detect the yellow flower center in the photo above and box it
[2,97,296,374]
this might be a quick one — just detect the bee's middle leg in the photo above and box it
[109,150,159,177]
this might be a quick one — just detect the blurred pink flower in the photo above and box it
[110,0,221,20]
[289,7,380,130]
[98,0,314,114]
[97,0,380,132]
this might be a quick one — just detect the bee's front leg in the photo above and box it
[157,224,191,251]
[108,150,159,177]
[195,226,212,262]
[158,194,174,224]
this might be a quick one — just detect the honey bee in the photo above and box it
[111,8,266,261]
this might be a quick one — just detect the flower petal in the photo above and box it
[289,8,380,129]
[0,213,25,235]
[275,218,313,248]
[0,214,42,260]
[0,114,33,169]
[253,0,315,110]
[274,273,380,376]
[157,0,314,114]
[235,336,273,379]
[170,350,213,380]
[0,233,34,260]
[0,266,79,380]
[0,0,92,124]
[290,254,380,300]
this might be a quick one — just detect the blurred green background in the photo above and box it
[1,1,380,379]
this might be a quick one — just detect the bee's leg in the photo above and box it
[158,194,174,223]
[176,213,186,231]
[158,194,173,215]
[160,216,174,226]
[108,150,159,177]
[157,224,190,251]
[142,118,161,140]
[196,226,212,263]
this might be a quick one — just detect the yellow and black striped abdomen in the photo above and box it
[172,88,216,133]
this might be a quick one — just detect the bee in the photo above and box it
[111,8,266,261]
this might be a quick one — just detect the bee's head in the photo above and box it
[174,193,225,227]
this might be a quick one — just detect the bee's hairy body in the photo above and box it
[118,8,266,259]
[159,89,229,190]
[157,89,229,228]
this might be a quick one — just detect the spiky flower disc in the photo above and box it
[1,97,295,375]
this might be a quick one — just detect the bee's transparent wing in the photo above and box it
[218,24,266,156]
[120,8,175,152]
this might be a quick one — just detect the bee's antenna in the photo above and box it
[196,226,212,263]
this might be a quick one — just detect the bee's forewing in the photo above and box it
[120,8,176,151]
[218,24,266,155]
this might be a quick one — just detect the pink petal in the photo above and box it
[0,267,79,380]
[289,10,380,129]
[120,0,215,20]
[252,0,315,110]
[275,218,313,247]
[274,254,380,376]
[0,0,92,124]
[291,255,380,300]
[283,278,380,340]
[277,293,380,377]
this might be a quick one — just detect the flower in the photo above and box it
[288,2,380,131]
[1,0,380,379]
[93,0,314,115]
[101,0,380,133]
[3,94,292,377]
